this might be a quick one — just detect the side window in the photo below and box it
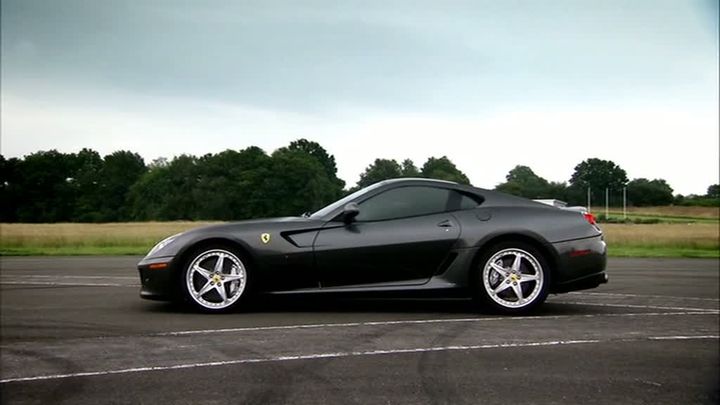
[458,192,483,210]
[447,190,483,211]
[356,186,451,222]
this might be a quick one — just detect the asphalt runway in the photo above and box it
[0,257,718,404]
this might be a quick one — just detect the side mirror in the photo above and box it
[341,202,360,224]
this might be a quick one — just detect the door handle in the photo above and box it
[437,219,453,228]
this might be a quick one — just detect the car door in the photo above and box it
[313,186,461,288]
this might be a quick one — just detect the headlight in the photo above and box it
[147,234,179,257]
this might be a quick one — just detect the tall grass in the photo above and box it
[600,223,719,257]
[0,222,218,255]
[597,206,719,220]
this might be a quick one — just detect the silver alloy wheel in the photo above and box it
[482,248,544,309]
[185,249,247,310]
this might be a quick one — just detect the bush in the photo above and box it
[596,214,661,224]
[677,198,720,207]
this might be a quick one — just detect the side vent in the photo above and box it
[434,252,459,275]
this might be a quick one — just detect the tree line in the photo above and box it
[495,160,718,208]
[1,139,717,223]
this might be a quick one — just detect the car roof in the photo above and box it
[374,177,487,198]
[375,178,543,208]
[376,177,458,186]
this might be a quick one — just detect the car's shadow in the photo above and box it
[142,295,598,317]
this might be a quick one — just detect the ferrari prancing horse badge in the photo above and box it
[260,233,271,244]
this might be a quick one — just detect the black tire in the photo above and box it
[474,241,550,314]
[179,245,251,313]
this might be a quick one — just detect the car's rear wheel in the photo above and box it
[475,242,550,314]
[181,246,249,313]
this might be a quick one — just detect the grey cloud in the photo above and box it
[3,0,715,114]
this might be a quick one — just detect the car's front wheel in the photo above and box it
[475,242,550,314]
[181,246,249,313]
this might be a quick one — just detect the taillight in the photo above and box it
[583,212,596,225]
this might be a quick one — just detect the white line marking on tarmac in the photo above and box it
[0,311,711,347]
[569,292,720,302]
[0,275,137,280]
[649,335,720,340]
[0,281,138,287]
[157,311,718,337]
[554,301,717,312]
[1,335,717,384]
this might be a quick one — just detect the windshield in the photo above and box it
[310,182,385,219]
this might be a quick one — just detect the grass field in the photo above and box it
[593,206,719,224]
[0,222,219,256]
[1,221,718,258]
[599,206,719,219]
[600,223,719,258]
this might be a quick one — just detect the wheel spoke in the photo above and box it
[193,265,212,279]
[213,254,225,273]
[511,253,523,271]
[512,282,524,302]
[195,280,214,298]
[490,262,509,277]
[223,273,244,282]
[215,283,228,302]
[493,279,512,294]
[520,273,539,282]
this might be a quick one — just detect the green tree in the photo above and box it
[13,150,80,222]
[72,148,104,221]
[420,156,471,184]
[626,178,674,206]
[568,158,628,205]
[400,159,420,177]
[495,165,561,199]
[150,157,169,168]
[288,140,342,180]
[1,149,120,222]
[130,143,343,221]
[193,147,272,220]
[673,184,720,207]
[97,151,147,221]
[129,155,200,220]
[547,181,569,201]
[283,139,345,200]
[707,184,720,199]
[256,148,341,217]
[357,159,403,188]
[0,155,21,222]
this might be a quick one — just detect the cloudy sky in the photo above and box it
[1,0,718,194]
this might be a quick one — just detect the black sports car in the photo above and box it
[138,178,607,314]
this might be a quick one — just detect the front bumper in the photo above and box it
[137,255,176,301]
